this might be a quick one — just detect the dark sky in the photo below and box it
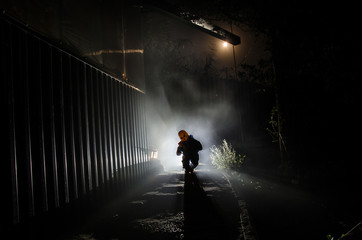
[142,6,269,71]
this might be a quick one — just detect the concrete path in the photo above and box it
[226,170,362,240]
[57,162,242,240]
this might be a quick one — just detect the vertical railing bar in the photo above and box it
[24,31,35,217]
[113,81,119,173]
[125,86,132,168]
[137,92,142,166]
[134,91,140,176]
[134,91,139,166]
[139,93,145,174]
[141,94,147,166]
[119,84,126,170]
[135,93,142,169]
[126,86,132,167]
[130,88,136,179]
[113,81,119,174]
[107,77,114,179]
[118,84,124,170]
[130,90,138,176]
[136,93,143,166]
[130,90,136,167]
[127,88,133,174]
[38,41,49,210]
[112,80,120,176]
[84,65,92,191]
[105,77,111,178]
[8,23,20,224]
[122,85,130,171]
[89,67,99,188]
[136,93,142,166]
[130,88,136,167]
[142,95,149,162]
[127,86,133,177]
[49,46,60,208]
[124,84,129,170]
[140,94,145,164]
[137,93,143,173]
[121,84,126,170]
[101,73,109,181]
[76,61,86,194]
[115,82,121,175]
[96,71,104,184]
[142,95,149,165]
[115,83,124,183]
[68,56,78,200]
[59,53,69,203]
[130,88,135,167]
[141,94,146,164]
[134,92,140,175]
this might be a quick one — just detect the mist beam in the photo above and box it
[140,1,241,45]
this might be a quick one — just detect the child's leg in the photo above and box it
[182,158,190,169]
[191,159,199,169]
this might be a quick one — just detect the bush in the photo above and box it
[210,139,246,170]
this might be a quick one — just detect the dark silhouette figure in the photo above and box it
[176,130,202,173]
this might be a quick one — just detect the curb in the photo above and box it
[222,171,257,240]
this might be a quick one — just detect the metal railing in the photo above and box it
[1,12,150,226]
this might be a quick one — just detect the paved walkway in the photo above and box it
[57,162,242,240]
[226,170,362,240]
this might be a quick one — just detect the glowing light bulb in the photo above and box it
[223,42,228,47]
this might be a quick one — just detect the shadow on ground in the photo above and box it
[183,171,239,240]
[59,163,241,240]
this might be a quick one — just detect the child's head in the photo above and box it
[178,130,189,142]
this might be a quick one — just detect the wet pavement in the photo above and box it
[55,163,242,240]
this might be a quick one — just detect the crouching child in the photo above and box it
[176,130,202,173]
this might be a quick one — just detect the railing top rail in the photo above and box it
[1,9,145,94]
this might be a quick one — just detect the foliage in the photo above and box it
[266,105,287,155]
[266,106,280,143]
[210,139,246,170]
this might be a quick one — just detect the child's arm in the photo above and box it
[176,142,183,156]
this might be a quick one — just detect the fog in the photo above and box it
[142,10,269,171]
[145,74,240,170]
